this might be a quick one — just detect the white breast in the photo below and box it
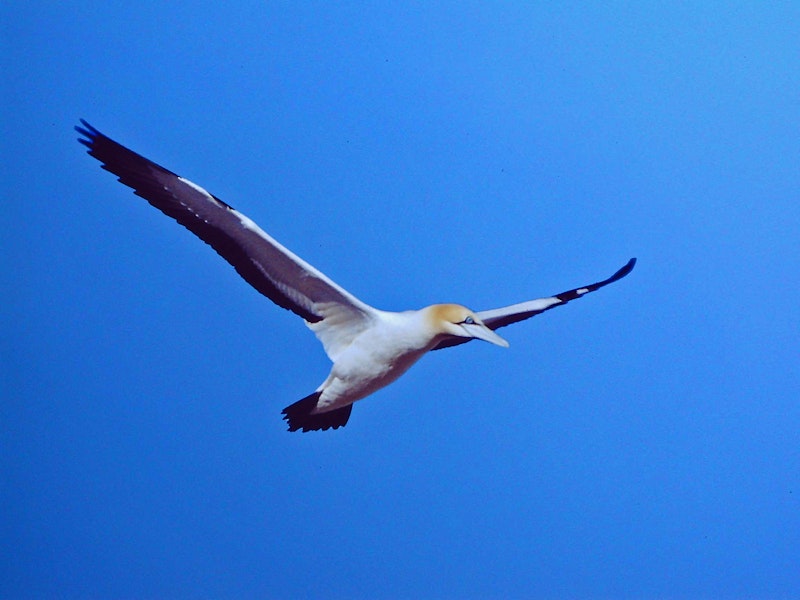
[315,310,439,411]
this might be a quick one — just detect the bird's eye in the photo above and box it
[463,316,475,325]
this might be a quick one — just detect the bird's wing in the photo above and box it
[432,258,636,350]
[76,120,376,357]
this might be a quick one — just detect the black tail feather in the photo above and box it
[281,392,353,432]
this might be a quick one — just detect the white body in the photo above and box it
[311,308,446,412]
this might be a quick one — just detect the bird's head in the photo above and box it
[428,304,509,347]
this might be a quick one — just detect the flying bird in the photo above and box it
[76,120,636,432]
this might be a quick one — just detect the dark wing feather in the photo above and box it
[432,258,636,350]
[76,120,374,327]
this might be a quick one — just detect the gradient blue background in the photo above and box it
[3,3,799,598]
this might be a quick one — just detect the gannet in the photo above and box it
[76,120,636,432]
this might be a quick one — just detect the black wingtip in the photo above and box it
[611,257,637,282]
[75,119,99,149]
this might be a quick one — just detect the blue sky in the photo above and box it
[3,3,799,598]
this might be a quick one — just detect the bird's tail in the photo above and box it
[281,391,353,432]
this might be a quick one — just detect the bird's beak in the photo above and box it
[463,323,509,348]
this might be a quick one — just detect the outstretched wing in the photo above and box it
[432,258,636,350]
[76,120,376,356]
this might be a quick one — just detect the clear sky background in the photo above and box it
[3,3,799,598]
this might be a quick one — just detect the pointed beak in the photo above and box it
[462,323,509,348]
